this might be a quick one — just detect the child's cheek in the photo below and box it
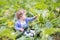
[22,15,26,19]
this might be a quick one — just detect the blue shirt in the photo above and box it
[15,17,36,31]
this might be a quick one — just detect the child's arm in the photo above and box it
[26,15,37,22]
[15,22,24,32]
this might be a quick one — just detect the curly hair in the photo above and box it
[16,9,26,19]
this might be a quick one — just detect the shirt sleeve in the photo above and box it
[26,17,36,22]
[15,22,21,31]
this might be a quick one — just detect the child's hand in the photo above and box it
[34,15,38,18]
[20,28,24,32]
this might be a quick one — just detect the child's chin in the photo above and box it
[23,18,26,20]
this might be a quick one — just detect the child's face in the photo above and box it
[21,13,26,20]
[17,9,27,20]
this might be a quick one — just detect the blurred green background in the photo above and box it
[0,0,60,40]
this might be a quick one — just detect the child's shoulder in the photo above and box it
[15,20,20,24]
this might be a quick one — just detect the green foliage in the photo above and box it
[0,0,60,40]
[0,27,17,40]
